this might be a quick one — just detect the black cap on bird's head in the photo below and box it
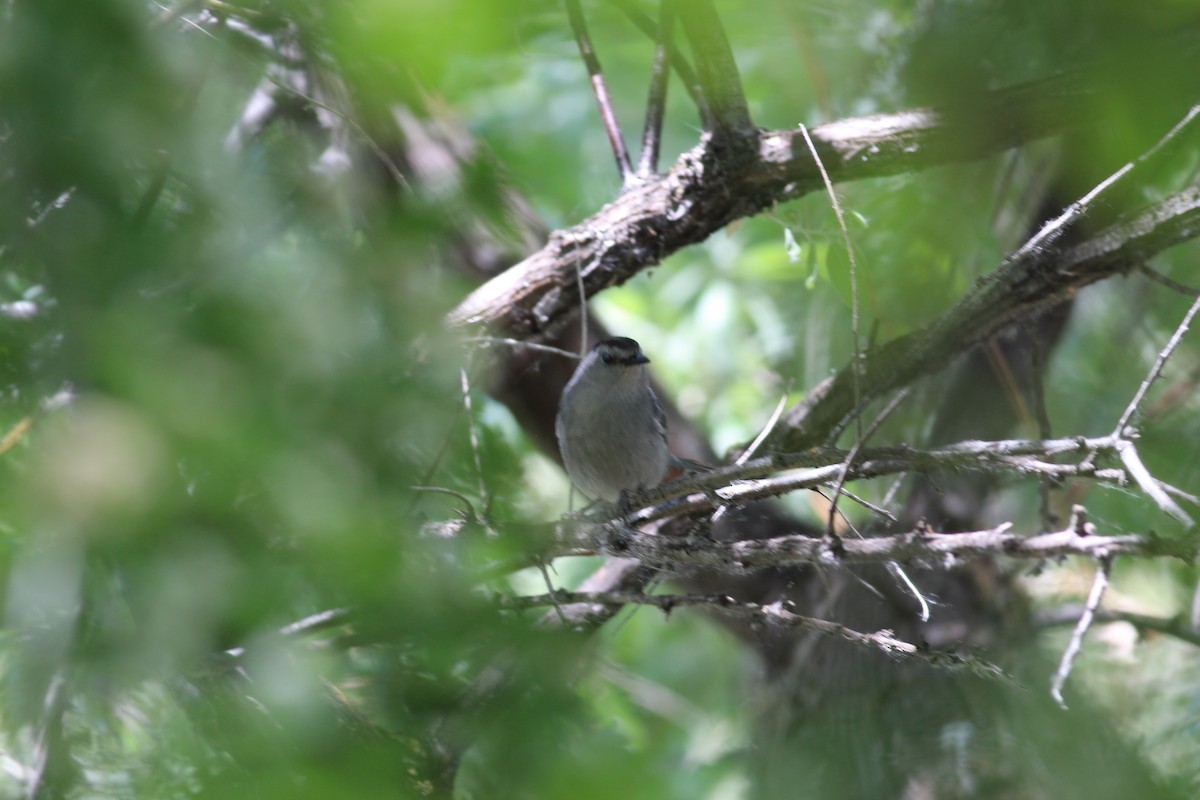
[595,337,650,366]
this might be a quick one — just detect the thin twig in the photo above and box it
[500,590,1011,680]
[1029,333,1058,531]
[885,561,931,623]
[835,486,898,522]
[606,0,707,121]
[1115,440,1192,527]
[826,387,910,538]
[737,391,791,467]
[798,122,863,446]
[466,336,580,360]
[1139,264,1200,297]
[1035,603,1200,649]
[1050,555,1113,709]
[712,390,789,523]
[279,607,353,637]
[459,366,491,520]
[411,486,481,519]
[565,0,634,183]
[212,26,411,191]
[536,560,569,625]
[879,473,906,512]
[1011,104,1200,263]
[152,0,204,27]
[1113,291,1200,437]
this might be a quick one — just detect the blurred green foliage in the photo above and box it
[1,0,1199,798]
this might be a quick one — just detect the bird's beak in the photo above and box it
[633,353,650,365]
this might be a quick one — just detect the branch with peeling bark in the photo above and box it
[559,433,1197,529]
[556,516,1195,577]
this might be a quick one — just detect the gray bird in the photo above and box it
[556,337,679,503]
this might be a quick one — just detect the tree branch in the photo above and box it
[447,75,1089,333]
[675,0,753,140]
[607,0,707,121]
[603,434,1181,525]
[1113,291,1200,437]
[636,0,674,177]
[1035,604,1200,649]
[441,433,1196,576]
[1050,554,1112,709]
[772,185,1200,451]
[565,0,634,183]
[560,516,1195,575]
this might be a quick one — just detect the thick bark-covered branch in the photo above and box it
[447,76,1088,333]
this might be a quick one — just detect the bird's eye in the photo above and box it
[601,353,616,365]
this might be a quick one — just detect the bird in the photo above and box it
[556,336,688,504]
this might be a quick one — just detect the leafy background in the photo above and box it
[1,0,1199,797]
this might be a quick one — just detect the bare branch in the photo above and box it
[463,481,1194,579]
[560,517,1194,575]
[637,0,675,176]
[1035,604,1200,649]
[1011,104,1200,263]
[606,435,1150,526]
[465,336,581,360]
[420,435,1192,557]
[606,0,706,120]
[826,388,910,538]
[711,390,789,523]
[1113,292,1200,437]
[565,0,634,183]
[1116,440,1192,527]
[799,121,864,448]
[1139,264,1200,297]
[499,590,1011,680]
[1029,334,1058,532]
[1050,555,1113,709]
